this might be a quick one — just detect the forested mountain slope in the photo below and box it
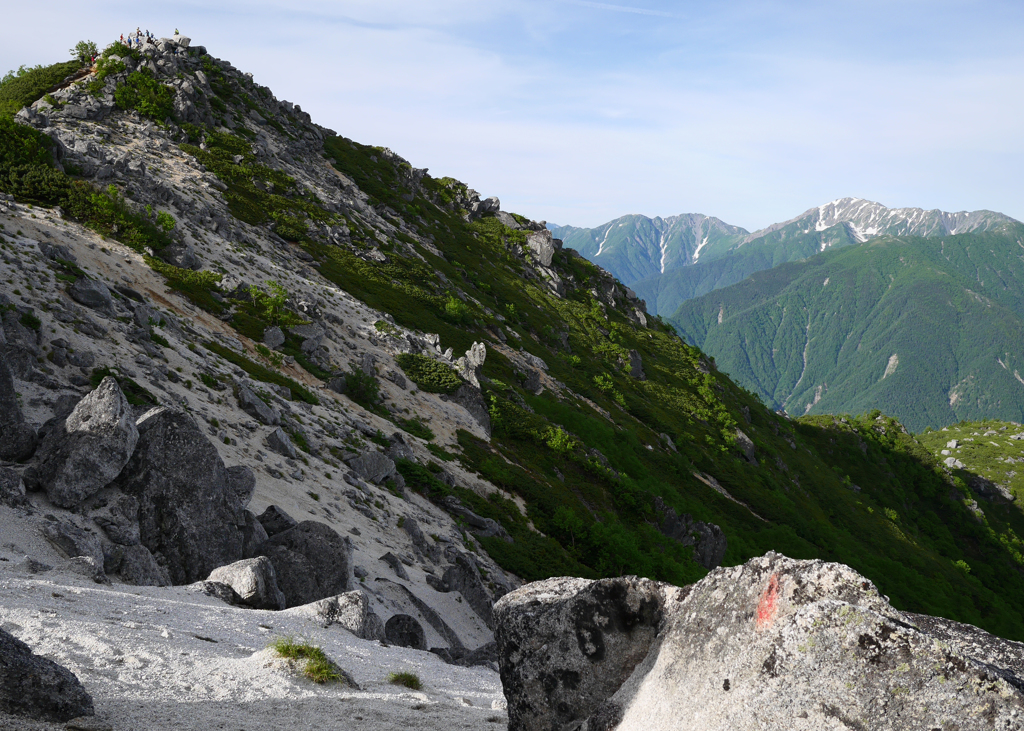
[670,227,1024,431]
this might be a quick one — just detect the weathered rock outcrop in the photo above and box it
[0,466,26,507]
[27,377,138,508]
[254,521,353,607]
[257,504,297,537]
[112,406,249,584]
[0,628,94,722]
[441,550,499,628]
[653,496,727,570]
[495,553,1024,731]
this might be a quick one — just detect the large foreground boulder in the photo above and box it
[255,521,353,608]
[28,377,138,507]
[495,553,1024,731]
[494,575,668,731]
[0,628,94,722]
[112,406,247,584]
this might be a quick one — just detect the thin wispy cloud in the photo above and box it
[559,0,678,18]
[0,1,1022,229]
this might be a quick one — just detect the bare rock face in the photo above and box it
[0,352,37,462]
[347,449,396,485]
[494,576,668,731]
[112,406,248,584]
[735,428,757,464]
[526,229,556,267]
[0,466,26,507]
[653,496,727,570]
[0,628,94,722]
[236,384,280,426]
[29,377,138,508]
[441,550,499,628]
[257,504,297,537]
[207,556,286,610]
[496,553,1024,731]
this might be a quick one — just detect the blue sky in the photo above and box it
[2,1,1023,229]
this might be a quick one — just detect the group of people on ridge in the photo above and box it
[118,27,181,50]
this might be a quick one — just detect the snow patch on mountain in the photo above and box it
[692,236,710,263]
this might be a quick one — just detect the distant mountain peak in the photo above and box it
[754,197,1017,245]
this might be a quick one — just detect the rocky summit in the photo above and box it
[3,29,1024,731]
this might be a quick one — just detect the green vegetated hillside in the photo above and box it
[670,228,1024,432]
[919,421,1024,504]
[8,49,1024,641]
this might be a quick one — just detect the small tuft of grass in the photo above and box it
[270,637,344,684]
[387,671,422,690]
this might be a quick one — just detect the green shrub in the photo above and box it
[144,256,223,313]
[18,311,41,331]
[155,211,176,232]
[443,295,472,325]
[387,671,422,690]
[114,69,174,120]
[70,41,98,65]
[150,331,170,348]
[0,60,81,118]
[395,352,462,394]
[344,367,381,410]
[248,280,304,326]
[270,638,345,684]
[0,117,54,168]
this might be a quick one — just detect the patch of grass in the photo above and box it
[150,331,171,348]
[270,637,344,684]
[395,415,434,441]
[202,341,318,405]
[144,256,224,314]
[387,671,422,690]
[426,443,458,462]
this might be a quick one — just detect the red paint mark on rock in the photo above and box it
[755,573,781,631]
